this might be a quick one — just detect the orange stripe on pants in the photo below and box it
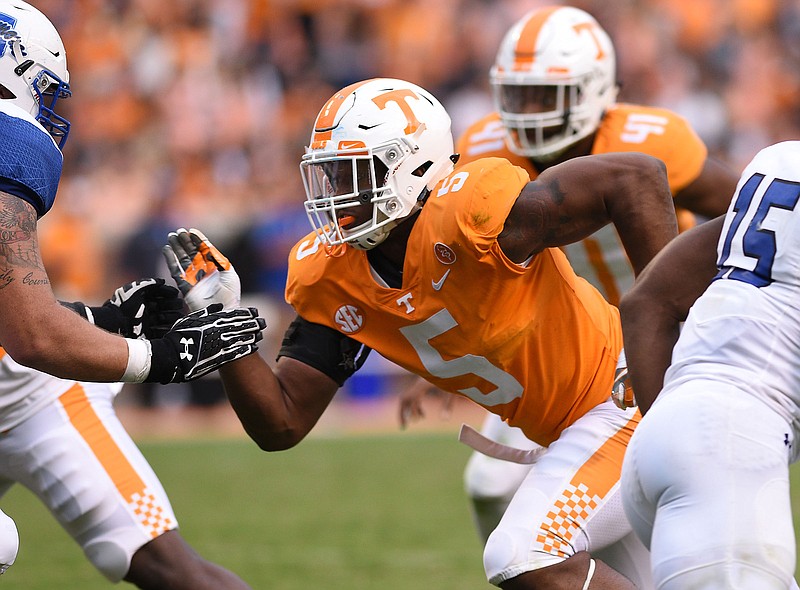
[59,383,145,502]
[571,411,640,495]
[537,411,641,557]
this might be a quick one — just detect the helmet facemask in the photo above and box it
[492,68,609,162]
[302,138,419,251]
[490,6,617,162]
[301,78,455,251]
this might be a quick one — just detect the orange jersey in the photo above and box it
[287,158,622,446]
[456,104,707,304]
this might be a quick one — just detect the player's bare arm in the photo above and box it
[499,152,678,272]
[163,228,337,451]
[219,354,338,451]
[673,156,739,218]
[0,192,132,379]
[0,192,46,283]
[619,215,723,414]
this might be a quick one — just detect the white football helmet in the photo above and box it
[0,0,70,147]
[490,6,617,161]
[301,78,455,250]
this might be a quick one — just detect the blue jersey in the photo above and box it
[0,102,62,217]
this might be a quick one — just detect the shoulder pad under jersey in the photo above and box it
[0,102,63,217]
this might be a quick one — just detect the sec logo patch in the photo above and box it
[334,305,364,334]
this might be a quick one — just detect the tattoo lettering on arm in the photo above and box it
[0,193,47,289]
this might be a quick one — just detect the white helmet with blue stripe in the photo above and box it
[0,1,70,147]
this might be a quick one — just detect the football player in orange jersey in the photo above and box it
[164,75,679,588]
[398,3,740,549]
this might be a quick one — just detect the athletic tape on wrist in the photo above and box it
[121,338,152,383]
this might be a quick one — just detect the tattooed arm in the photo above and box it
[0,193,129,381]
[498,152,678,275]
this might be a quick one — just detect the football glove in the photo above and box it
[61,278,184,339]
[147,303,266,384]
[611,348,637,410]
[162,227,241,312]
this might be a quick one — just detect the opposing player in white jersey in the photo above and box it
[0,284,254,589]
[619,140,800,589]
[0,1,264,581]
[399,4,738,545]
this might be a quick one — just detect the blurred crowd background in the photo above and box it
[31,0,800,405]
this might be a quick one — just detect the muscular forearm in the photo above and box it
[619,218,724,413]
[219,355,338,451]
[4,300,129,381]
[619,295,681,415]
[607,156,678,276]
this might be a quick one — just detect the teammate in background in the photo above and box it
[398,4,739,544]
[0,0,264,576]
[165,77,678,588]
[619,141,800,589]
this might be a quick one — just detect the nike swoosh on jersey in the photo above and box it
[432,269,451,291]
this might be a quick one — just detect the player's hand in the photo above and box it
[102,278,185,339]
[398,377,453,429]
[147,303,266,384]
[611,348,637,409]
[61,278,185,339]
[163,227,241,312]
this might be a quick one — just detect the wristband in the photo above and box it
[145,338,180,384]
[121,338,152,383]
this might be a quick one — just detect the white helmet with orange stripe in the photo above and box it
[300,78,455,250]
[491,6,617,161]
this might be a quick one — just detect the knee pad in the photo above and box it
[483,525,562,585]
[0,510,18,574]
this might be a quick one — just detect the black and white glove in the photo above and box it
[61,278,185,339]
[146,303,266,384]
[163,228,241,312]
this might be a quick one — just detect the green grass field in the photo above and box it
[0,432,489,590]
[1,432,798,589]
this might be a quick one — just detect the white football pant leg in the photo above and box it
[484,401,652,589]
[622,384,796,589]
[0,382,178,582]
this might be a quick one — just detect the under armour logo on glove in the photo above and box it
[147,304,266,384]
[179,337,194,361]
